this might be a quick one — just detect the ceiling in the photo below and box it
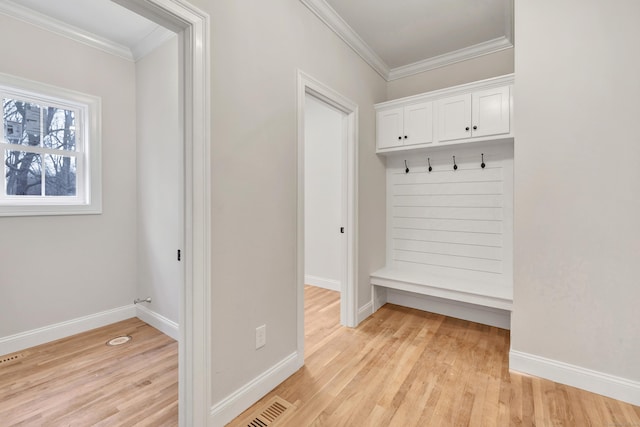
[0,0,513,78]
[302,0,513,80]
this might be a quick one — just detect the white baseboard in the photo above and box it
[510,349,640,406]
[304,274,341,292]
[386,289,511,329]
[0,305,136,356]
[135,305,179,341]
[357,301,373,325]
[209,351,300,427]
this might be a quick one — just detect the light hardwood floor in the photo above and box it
[0,318,178,426]
[230,285,640,426]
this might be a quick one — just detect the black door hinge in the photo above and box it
[340,227,345,234]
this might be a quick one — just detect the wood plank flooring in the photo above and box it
[229,285,640,426]
[0,318,178,426]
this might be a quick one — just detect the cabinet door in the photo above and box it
[377,108,404,149]
[403,102,433,146]
[472,86,510,138]
[437,94,472,142]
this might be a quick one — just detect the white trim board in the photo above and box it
[357,301,374,325]
[387,37,513,81]
[304,275,341,292]
[371,268,513,312]
[510,350,640,407]
[299,0,513,81]
[135,305,179,341]
[209,352,300,427]
[112,1,212,425]
[0,305,136,356]
[130,27,176,61]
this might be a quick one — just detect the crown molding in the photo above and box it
[131,26,176,60]
[300,0,514,82]
[0,0,134,61]
[300,0,389,80]
[0,1,175,62]
[387,36,513,81]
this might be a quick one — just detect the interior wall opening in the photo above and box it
[304,93,345,327]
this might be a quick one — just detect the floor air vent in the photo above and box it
[106,335,132,346]
[0,351,28,365]
[244,396,294,427]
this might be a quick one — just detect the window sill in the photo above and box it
[0,203,102,217]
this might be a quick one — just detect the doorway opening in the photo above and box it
[303,93,344,342]
[304,93,344,294]
[296,71,358,365]
[113,1,210,425]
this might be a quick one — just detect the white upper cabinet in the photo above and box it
[472,86,510,138]
[376,101,433,150]
[376,107,403,149]
[404,102,433,146]
[375,74,513,154]
[437,94,472,142]
[438,86,510,142]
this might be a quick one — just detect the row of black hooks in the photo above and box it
[404,153,486,174]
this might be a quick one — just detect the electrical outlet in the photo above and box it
[255,324,266,349]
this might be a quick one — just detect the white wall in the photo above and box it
[512,0,640,400]
[304,94,343,291]
[386,49,514,100]
[189,0,387,409]
[0,14,137,337]
[135,36,180,329]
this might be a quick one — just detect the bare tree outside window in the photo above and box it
[3,98,77,196]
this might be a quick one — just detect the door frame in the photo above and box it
[296,70,359,365]
[112,1,211,425]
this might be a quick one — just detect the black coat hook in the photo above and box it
[481,153,486,169]
[452,155,457,171]
[404,160,409,174]
[427,157,432,172]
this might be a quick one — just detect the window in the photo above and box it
[0,73,101,216]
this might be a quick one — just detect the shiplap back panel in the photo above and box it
[386,142,513,288]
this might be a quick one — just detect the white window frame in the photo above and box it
[0,72,101,216]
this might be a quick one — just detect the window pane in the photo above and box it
[43,107,76,151]
[3,99,41,146]
[5,150,41,195]
[44,153,76,196]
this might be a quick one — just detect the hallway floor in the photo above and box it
[229,285,640,426]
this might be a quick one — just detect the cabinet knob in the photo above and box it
[404,135,408,139]
[398,136,402,140]
[473,125,478,130]
[465,127,470,131]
